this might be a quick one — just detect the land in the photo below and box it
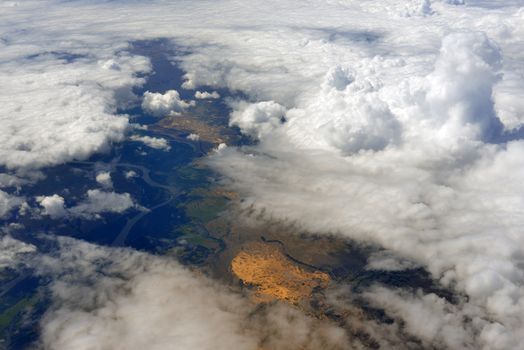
[231,242,330,304]
[152,113,228,145]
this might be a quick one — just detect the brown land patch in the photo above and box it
[231,242,330,304]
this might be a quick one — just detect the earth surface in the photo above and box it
[0,39,448,350]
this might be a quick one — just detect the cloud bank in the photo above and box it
[209,28,524,349]
[36,237,349,350]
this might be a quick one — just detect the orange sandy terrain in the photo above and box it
[231,242,330,304]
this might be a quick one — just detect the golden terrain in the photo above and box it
[152,113,230,145]
[231,242,330,304]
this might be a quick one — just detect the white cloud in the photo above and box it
[130,123,148,131]
[0,190,25,219]
[69,190,135,219]
[285,70,402,154]
[129,135,171,151]
[0,173,28,189]
[95,171,113,188]
[423,31,503,142]
[124,170,138,179]
[230,101,287,140]
[36,237,349,350]
[37,190,135,219]
[0,235,36,269]
[187,133,200,141]
[0,52,148,171]
[142,90,195,117]
[362,286,477,349]
[195,90,220,99]
[204,29,524,348]
[37,194,67,219]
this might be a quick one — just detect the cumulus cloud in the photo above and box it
[195,90,220,99]
[142,90,195,117]
[187,133,200,141]
[129,135,171,151]
[38,190,135,220]
[230,101,287,140]
[285,72,402,154]
[35,237,349,350]
[124,170,138,179]
[423,31,504,142]
[206,24,524,349]
[95,171,113,188]
[37,194,67,219]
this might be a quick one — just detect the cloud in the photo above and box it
[38,190,135,220]
[195,90,220,99]
[0,235,36,269]
[95,171,113,188]
[0,52,149,171]
[35,237,349,350]
[69,190,135,219]
[229,101,287,140]
[284,70,402,154]
[361,283,524,350]
[36,238,257,350]
[423,31,504,142]
[2,0,524,348]
[207,31,524,347]
[0,190,25,219]
[129,135,171,151]
[0,173,28,189]
[187,133,200,141]
[142,90,195,117]
[362,286,477,349]
[124,170,138,179]
[37,194,67,219]
[365,251,420,271]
